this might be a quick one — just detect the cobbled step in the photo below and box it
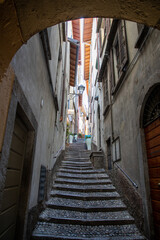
[60,166,93,170]
[32,222,146,240]
[32,142,146,240]
[56,173,109,180]
[64,157,90,161]
[55,178,112,185]
[39,208,134,225]
[50,190,120,200]
[53,183,116,192]
[46,197,127,212]
[61,161,91,166]
[58,168,105,174]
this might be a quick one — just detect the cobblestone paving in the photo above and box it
[50,190,120,199]
[46,197,127,209]
[56,172,109,179]
[39,208,134,222]
[55,178,112,185]
[32,142,146,240]
[33,222,145,239]
[54,183,116,191]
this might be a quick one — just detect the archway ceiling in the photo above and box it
[0,0,160,79]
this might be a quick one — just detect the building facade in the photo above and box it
[90,18,160,239]
[0,23,70,240]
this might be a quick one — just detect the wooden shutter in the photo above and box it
[109,49,115,92]
[79,94,82,107]
[118,20,128,75]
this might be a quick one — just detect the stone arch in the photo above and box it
[0,0,160,78]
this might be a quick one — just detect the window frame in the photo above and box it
[110,20,129,94]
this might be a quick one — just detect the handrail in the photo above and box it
[114,162,138,188]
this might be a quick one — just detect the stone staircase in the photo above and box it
[32,142,146,240]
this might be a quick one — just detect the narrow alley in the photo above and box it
[32,141,145,239]
[0,4,160,240]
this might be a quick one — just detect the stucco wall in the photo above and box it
[11,25,68,209]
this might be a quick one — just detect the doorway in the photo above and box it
[0,100,36,240]
[143,85,160,239]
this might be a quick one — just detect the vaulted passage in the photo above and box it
[0,0,160,78]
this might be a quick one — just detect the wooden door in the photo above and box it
[144,117,160,239]
[0,116,28,240]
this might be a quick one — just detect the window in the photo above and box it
[103,67,110,116]
[110,20,128,92]
[112,137,121,162]
[99,18,111,56]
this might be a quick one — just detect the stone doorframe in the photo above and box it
[138,74,160,239]
[0,77,37,240]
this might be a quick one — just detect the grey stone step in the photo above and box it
[46,197,127,212]
[50,190,120,200]
[61,161,91,165]
[64,156,90,162]
[58,168,105,174]
[39,208,134,225]
[53,183,116,192]
[60,166,93,170]
[32,222,146,239]
[55,178,112,185]
[56,172,109,180]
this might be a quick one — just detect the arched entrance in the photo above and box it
[143,84,160,239]
[0,0,160,79]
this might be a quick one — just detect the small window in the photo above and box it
[110,20,128,93]
[99,18,111,56]
[112,137,121,162]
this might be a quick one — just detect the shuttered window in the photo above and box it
[103,67,109,107]
[111,20,128,91]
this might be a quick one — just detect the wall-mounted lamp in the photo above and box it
[68,84,85,100]
[78,84,85,95]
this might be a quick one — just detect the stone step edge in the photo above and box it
[38,217,135,226]
[32,235,145,240]
[50,193,120,200]
[55,180,112,185]
[58,170,105,174]
[46,203,127,212]
[60,166,93,169]
[55,175,109,180]
[52,187,116,193]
